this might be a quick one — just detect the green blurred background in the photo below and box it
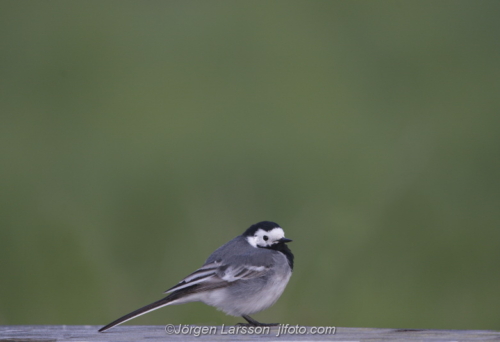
[1,0,499,331]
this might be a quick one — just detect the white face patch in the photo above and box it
[246,227,286,248]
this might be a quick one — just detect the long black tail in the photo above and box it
[98,295,174,332]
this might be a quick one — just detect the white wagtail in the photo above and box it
[98,221,293,332]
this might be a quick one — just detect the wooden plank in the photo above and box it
[0,325,499,341]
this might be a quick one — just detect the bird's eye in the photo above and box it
[263,235,268,241]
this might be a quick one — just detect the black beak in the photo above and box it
[279,237,292,243]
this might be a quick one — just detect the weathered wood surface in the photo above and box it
[1,325,499,342]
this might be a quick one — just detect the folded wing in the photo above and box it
[165,261,270,294]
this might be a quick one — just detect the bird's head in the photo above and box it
[243,221,292,248]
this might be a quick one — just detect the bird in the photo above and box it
[98,221,294,332]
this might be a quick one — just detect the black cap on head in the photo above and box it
[243,221,281,236]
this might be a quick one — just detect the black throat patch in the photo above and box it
[263,242,294,271]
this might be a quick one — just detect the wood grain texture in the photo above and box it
[1,325,499,342]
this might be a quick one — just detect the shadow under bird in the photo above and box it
[99,221,294,332]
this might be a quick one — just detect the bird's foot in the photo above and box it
[236,322,279,327]
[239,315,279,326]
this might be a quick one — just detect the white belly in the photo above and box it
[202,270,292,316]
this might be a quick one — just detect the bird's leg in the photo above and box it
[236,315,279,326]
